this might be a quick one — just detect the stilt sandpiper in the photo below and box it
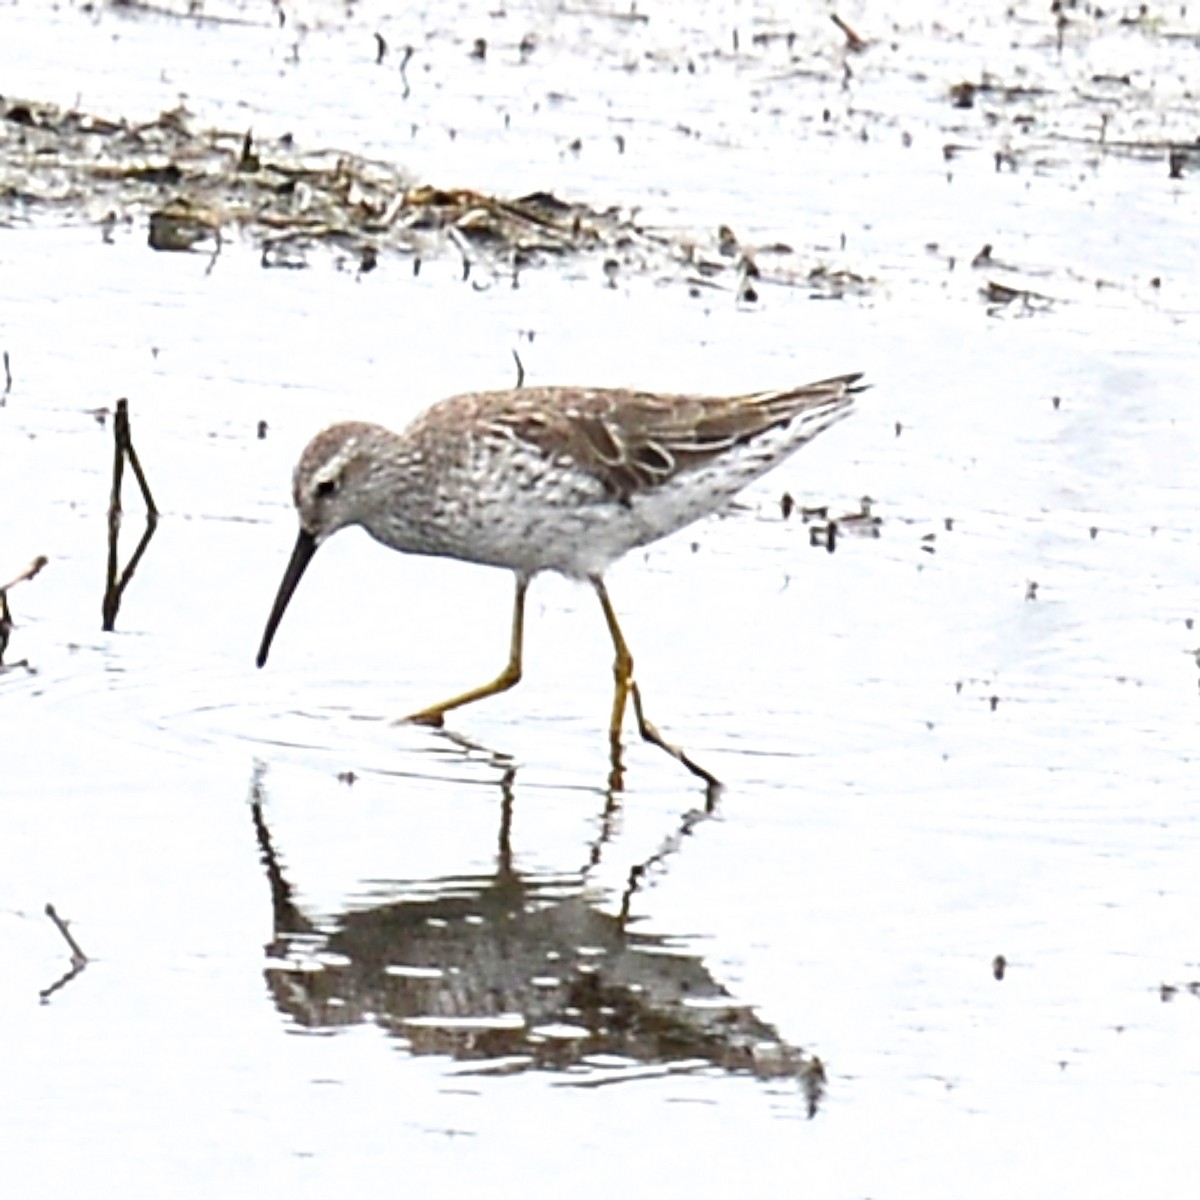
[257,375,863,789]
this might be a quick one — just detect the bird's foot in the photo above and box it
[629,683,723,797]
[400,708,446,728]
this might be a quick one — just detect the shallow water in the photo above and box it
[2,2,1199,1197]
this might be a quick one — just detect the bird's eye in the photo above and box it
[315,477,338,498]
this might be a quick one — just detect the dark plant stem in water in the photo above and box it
[102,399,159,631]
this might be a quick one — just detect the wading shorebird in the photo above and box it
[256,374,863,789]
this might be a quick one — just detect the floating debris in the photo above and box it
[982,279,1056,313]
[0,95,875,298]
[39,902,89,1003]
[0,555,48,665]
[830,13,867,52]
[949,81,977,109]
[839,495,882,537]
[792,495,883,552]
[148,197,221,252]
[1159,981,1200,1002]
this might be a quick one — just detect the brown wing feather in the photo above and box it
[476,374,863,499]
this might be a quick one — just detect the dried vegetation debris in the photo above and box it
[934,8,1200,173]
[4,3,1196,295]
[0,94,848,293]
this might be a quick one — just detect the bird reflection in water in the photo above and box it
[247,759,824,1112]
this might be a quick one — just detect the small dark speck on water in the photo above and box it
[1052,395,1061,409]
[950,81,976,108]
[894,421,903,437]
[256,420,269,440]
[799,1055,826,1120]
[993,954,1007,981]
[989,695,1000,712]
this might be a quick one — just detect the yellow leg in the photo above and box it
[590,576,722,792]
[590,576,635,739]
[404,575,529,727]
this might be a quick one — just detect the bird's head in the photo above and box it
[256,421,388,668]
[292,421,385,542]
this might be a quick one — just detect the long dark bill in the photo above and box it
[256,529,318,668]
